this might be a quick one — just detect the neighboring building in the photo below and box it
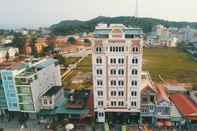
[170,93,197,122]
[165,85,187,95]
[147,33,177,47]
[189,91,197,104]
[0,47,19,63]
[0,58,62,115]
[141,72,157,126]
[41,86,64,110]
[156,85,172,121]
[35,37,48,53]
[92,23,143,123]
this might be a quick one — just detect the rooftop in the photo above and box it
[166,85,187,92]
[43,86,62,97]
[170,93,197,119]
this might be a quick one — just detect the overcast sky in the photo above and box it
[0,0,196,29]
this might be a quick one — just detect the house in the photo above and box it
[41,86,64,110]
[0,58,62,116]
[170,93,197,122]
[0,47,19,63]
[141,72,157,126]
[156,85,172,120]
[165,85,187,95]
[35,37,48,53]
[189,91,197,104]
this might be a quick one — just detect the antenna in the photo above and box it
[135,0,139,17]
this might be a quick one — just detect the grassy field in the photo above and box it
[143,48,197,83]
[63,55,92,90]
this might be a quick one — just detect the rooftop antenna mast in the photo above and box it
[135,0,139,18]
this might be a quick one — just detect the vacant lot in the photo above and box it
[63,55,92,90]
[143,48,197,83]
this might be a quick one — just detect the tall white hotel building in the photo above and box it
[92,24,144,123]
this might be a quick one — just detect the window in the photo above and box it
[110,58,116,64]
[119,47,124,52]
[97,80,103,86]
[98,112,104,117]
[118,101,124,106]
[118,69,124,75]
[118,91,124,96]
[110,46,124,52]
[111,91,116,96]
[131,80,138,86]
[44,99,48,104]
[96,58,102,64]
[131,101,137,107]
[131,91,137,96]
[118,80,124,86]
[132,47,139,53]
[125,34,134,38]
[7,76,12,80]
[49,100,52,104]
[111,80,116,86]
[118,58,124,64]
[132,69,138,75]
[111,101,116,106]
[98,101,103,106]
[96,69,103,75]
[97,91,103,96]
[132,58,138,64]
[110,69,116,75]
[96,47,102,53]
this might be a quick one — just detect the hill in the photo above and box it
[50,16,197,35]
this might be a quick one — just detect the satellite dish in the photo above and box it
[65,123,74,131]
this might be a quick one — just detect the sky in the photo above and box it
[0,0,197,29]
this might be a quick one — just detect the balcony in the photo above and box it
[17,86,31,95]
[18,96,33,104]
[20,104,35,112]
[141,103,156,116]
[15,78,33,85]
[156,106,171,119]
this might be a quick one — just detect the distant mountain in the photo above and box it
[50,16,197,35]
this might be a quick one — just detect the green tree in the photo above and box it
[5,51,9,61]
[84,39,91,46]
[46,35,56,53]
[12,33,26,54]
[67,37,76,44]
[30,37,37,57]
[54,54,68,67]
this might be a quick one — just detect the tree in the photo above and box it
[84,39,92,46]
[30,37,37,57]
[54,54,68,67]
[5,51,9,61]
[12,33,26,54]
[67,37,76,44]
[46,35,56,53]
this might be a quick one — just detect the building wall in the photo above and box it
[93,24,143,122]
[0,70,19,111]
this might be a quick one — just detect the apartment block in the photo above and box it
[0,58,61,115]
[92,24,143,123]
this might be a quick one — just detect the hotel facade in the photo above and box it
[92,24,144,123]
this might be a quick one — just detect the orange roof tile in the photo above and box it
[170,93,197,117]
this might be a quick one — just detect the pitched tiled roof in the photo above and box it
[169,93,197,117]
[157,85,170,102]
